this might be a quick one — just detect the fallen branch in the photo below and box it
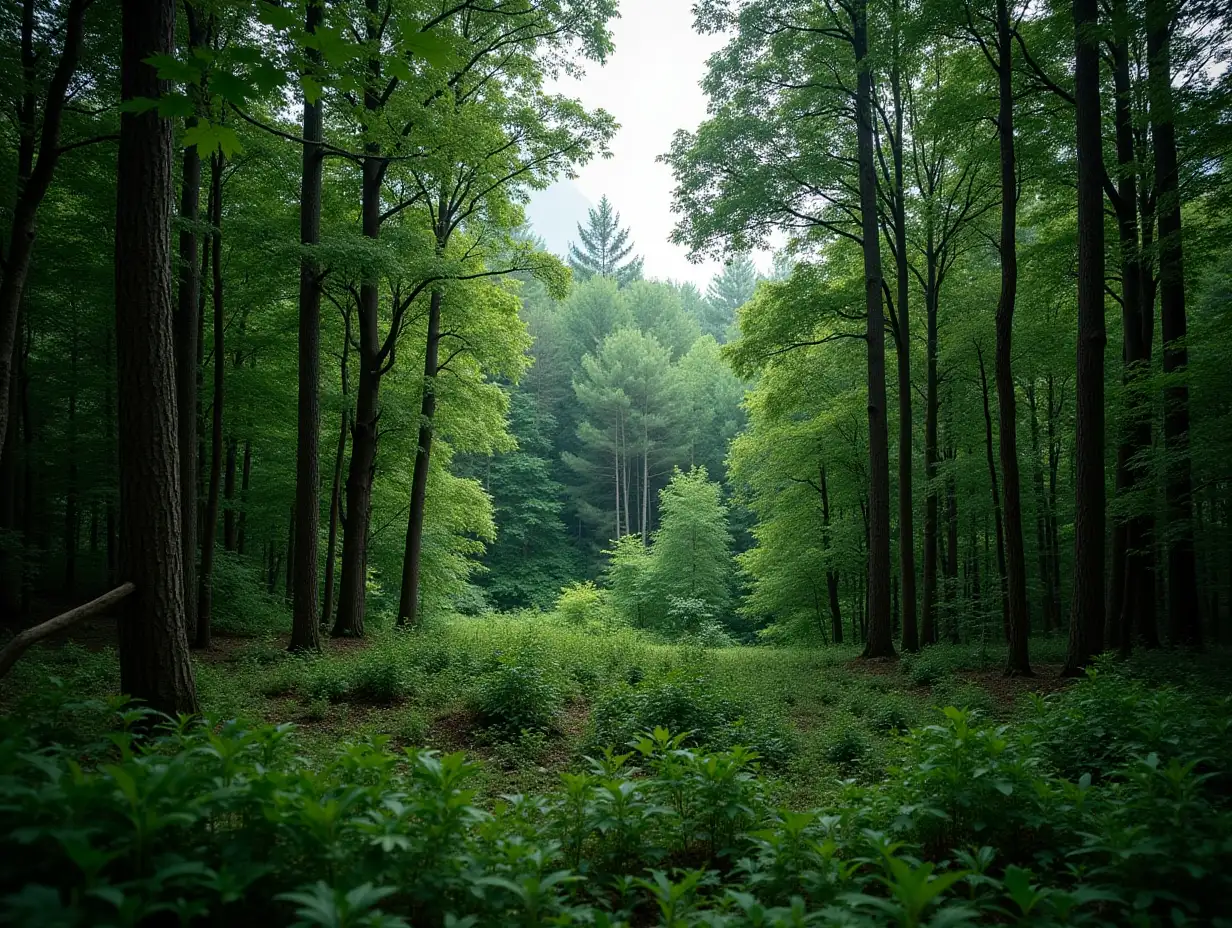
[0,582,135,679]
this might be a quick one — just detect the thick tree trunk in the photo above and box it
[114,0,198,715]
[994,0,1031,675]
[397,289,443,627]
[977,347,1010,641]
[853,0,894,659]
[0,0,89,463]
[290,0,325,652]
[1147,0,1200,647]
[1064,0,1108,674]
[196,154,224,650]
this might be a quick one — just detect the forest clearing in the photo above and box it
[2,0,1232,923]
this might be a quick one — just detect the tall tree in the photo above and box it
[1147,0,1200,646]
[702,253,757,340]
[567,195,644,286]
[1064,0,1107,673]
[289,0,324,653]
[113,0,198,714]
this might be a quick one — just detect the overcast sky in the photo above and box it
[535,0,741,288]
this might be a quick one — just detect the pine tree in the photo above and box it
[568,196,644,286]
[702,255,758,341]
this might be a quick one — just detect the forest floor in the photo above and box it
[0,603,1105,806]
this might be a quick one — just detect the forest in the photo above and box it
[1,0,1231,924]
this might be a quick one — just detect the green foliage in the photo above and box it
[472,656,563,737]
[5,667,1231,926]
[567,195,644,286]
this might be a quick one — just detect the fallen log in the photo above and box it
[0,582,135,679]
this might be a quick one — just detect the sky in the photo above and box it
[526,0,741,289]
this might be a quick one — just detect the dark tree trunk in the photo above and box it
[853,0,894,659]
[285,505,294,606]
[397,289,443,627]
[0,0,89,463]
[945,464,959,643]
[994,0,1031,675]
[321,314,350,629]
[1046,376,1064,623]
[64,313,79,591]
[236,439,251,555]
[290,0,325,652]
[922,250,939,647]
[1147,0,1200,647]
[195,153,224,651]
[820,461,842,643]
[174,6,206,645]
[1064,0,1108,674]
[114,0,198,715]
[977,347,1010,641]
[1028,384,1055,633]
[222,437,237,549]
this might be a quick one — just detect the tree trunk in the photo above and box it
[0,0,89,463]
[853,0,894,659]
[333,125,385,638]
[290,0,325,652]
[173,6,206,646]
[113,0,198,715]
[820,461,842,643]
[994,0,1031,675]
[922,245,939,647]
[1064,0,1108,674]
[397,289,442,627]
[945,464,959,643]
[236,438,251,555]
[196,153,224,651]
[64,313,79,592]
[322,316,350,629]
[977,347,1010,641]
[222,437,237,549]
[1147,0,1200,647]
[1027,384,1055,633]
[285,504,294,605]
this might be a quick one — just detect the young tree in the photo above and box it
[567,195,644,286]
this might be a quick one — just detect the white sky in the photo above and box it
[544,0,735,288]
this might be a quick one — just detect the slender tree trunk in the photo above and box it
[285,505,294,605]
[853,0,894,659]
[173,6,206,645]
[290,0,325,652]
[222,438,237,549]
[922,251,939,647]
[397,289,443,627]
[945,464,959,643]
[1147,0,1200,647]
[236,438,251,555]
[977,347,1010,641]
[103,328,116,587]
[1065,0,1108,674]
[0,0,89,462]
[64,313,79,592]
[994,0,1031,675]
[1028,384,1054,633]
[820,461,843,643]
[114,0,198,714]
[19,323,35,614]
[196,153,224,650]
[322,316,350,629]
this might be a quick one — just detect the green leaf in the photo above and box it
[403,32,453,68]
[301,75,322,105]
[257,1,298,31]
[119,96,160,115]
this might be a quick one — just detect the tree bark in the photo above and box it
[977,347,1010,641]
[0,0,90,464]
[195,153,224,650]
[994,0,1031,675]
[397,289,442,627]
[1027,384,1055,633]
[290,0,325,652]
[1146,0,1200,647]
[114,0,198,715]
[853,0,894,659]
[322,314,350,629]
[922,243,939,647]
[1064,0,1108,674]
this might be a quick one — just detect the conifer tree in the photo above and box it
[568,195,644,286]
[702,254,758,340]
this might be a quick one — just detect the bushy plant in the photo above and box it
[473,658,562,736]
[553,580,611,628]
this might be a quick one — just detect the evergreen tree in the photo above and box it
[568,195,644,286]
[702,255,758,341]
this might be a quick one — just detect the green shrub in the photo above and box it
[553,580,607,626]
[473,658,562,736]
